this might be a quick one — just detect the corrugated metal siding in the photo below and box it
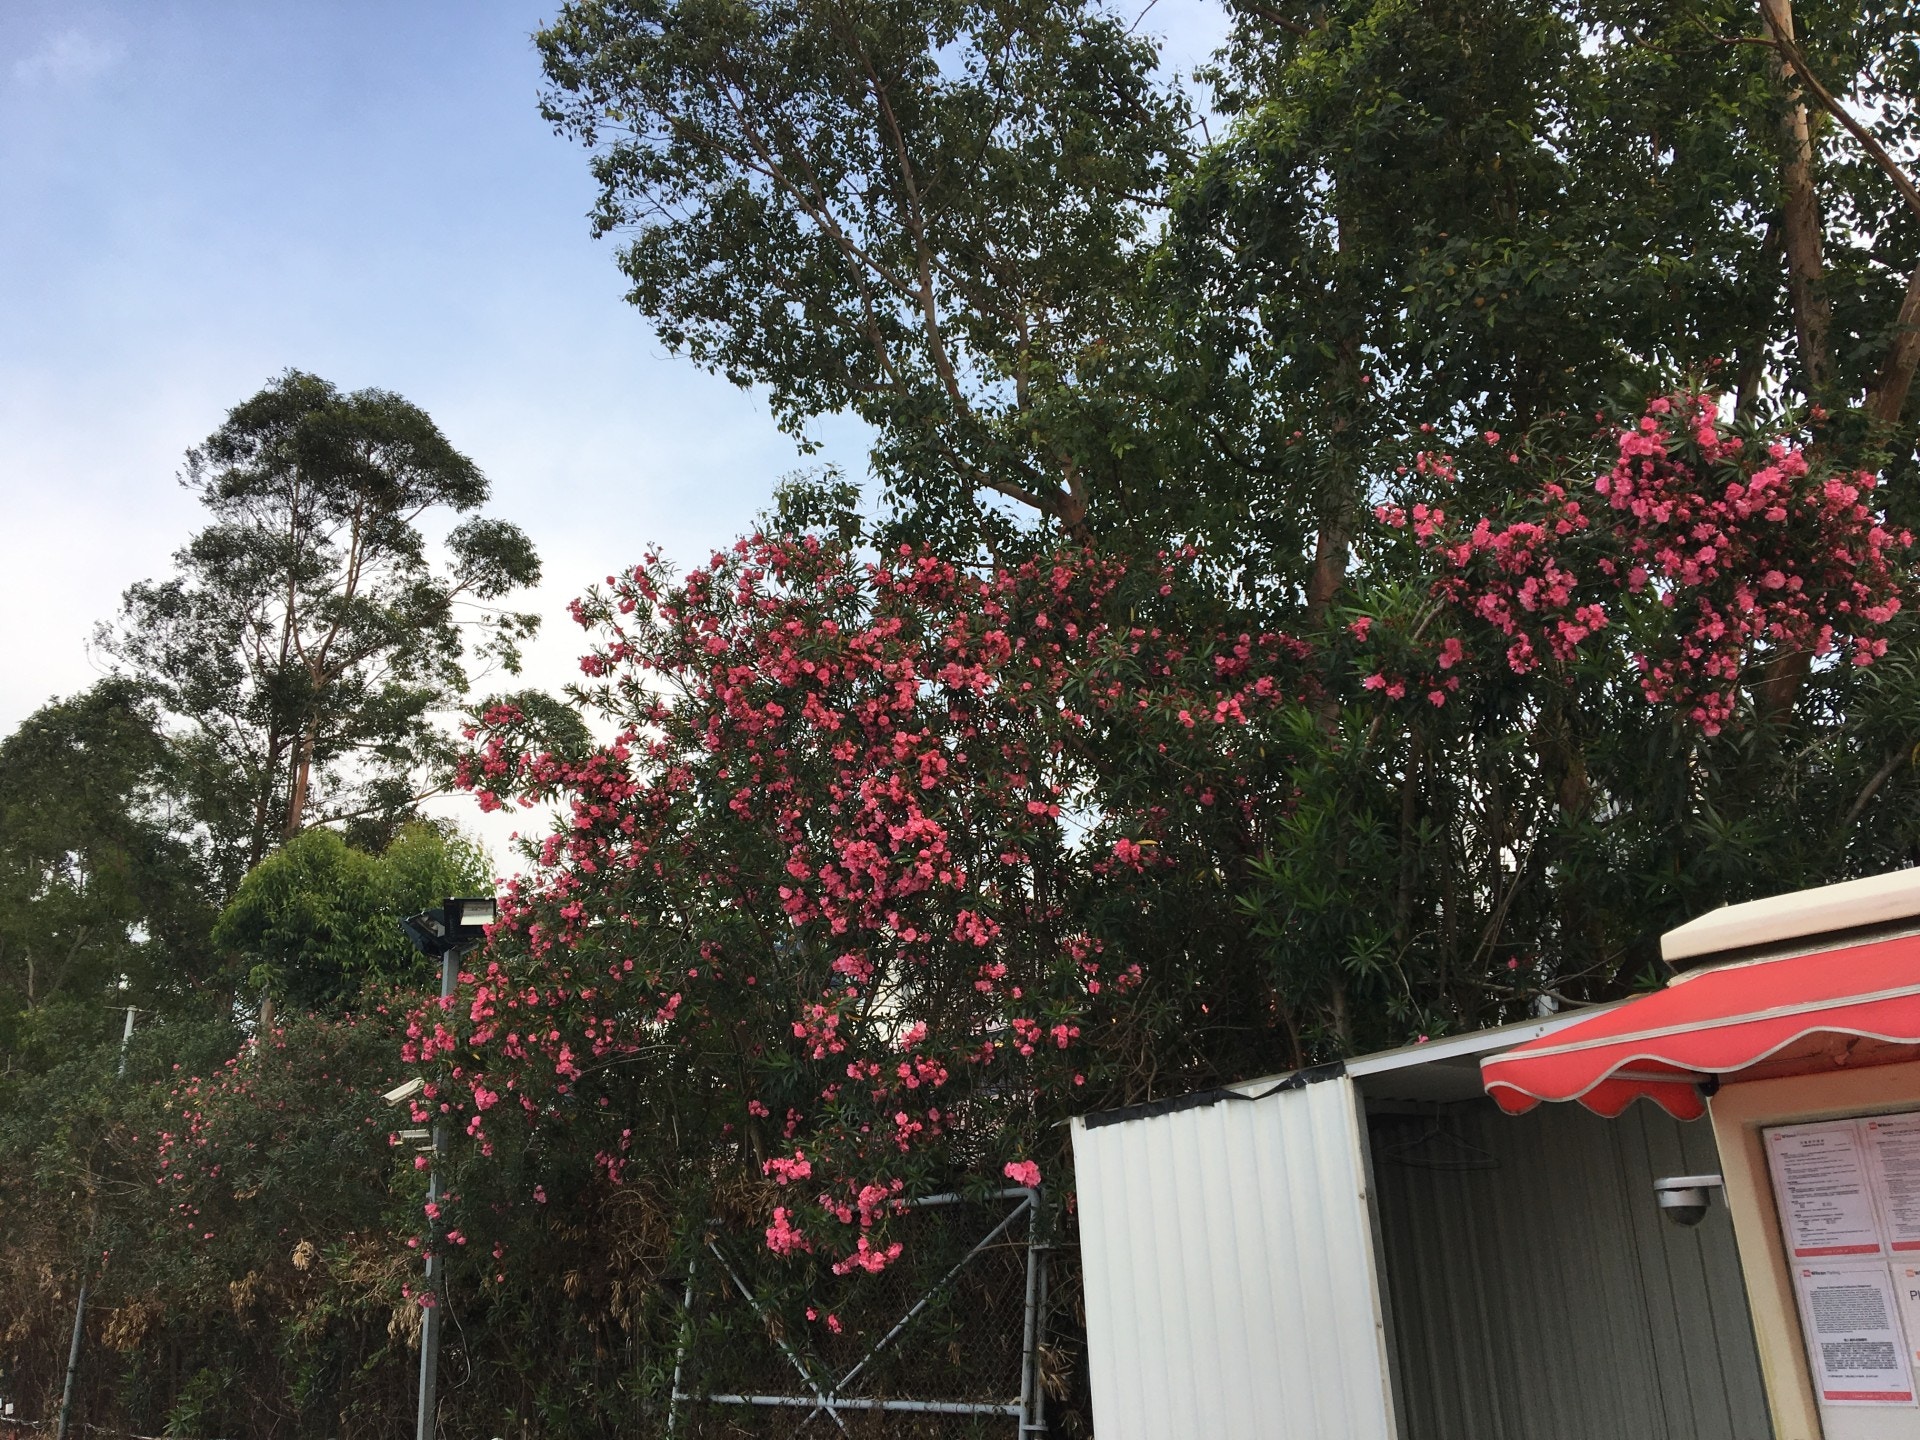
[1368,1099,1770,1440]
[1072,1075,1398,1440]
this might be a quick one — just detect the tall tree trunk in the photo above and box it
[1763,0,1835,400]
[283,734,313,841]
[1307,257,1366,740]
[1307,181,1367,635]
[1315,211,1367,1041]
[1305,513,1351,628]
[1757,0,1920,425]
[1330,979,1352,1052]
[1869,251,1920,427]
[1752,0,1829,724]
[1734,222,1783,419]
[1394,734,1422,947]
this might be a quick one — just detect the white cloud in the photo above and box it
[13,29,123,85]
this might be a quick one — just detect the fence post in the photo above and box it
[54,1277,87,1440]
[1016,1189,1042,1436]
[1028,1223,1051,1437]
[667,1261,696,1438]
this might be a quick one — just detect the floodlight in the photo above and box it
[383,1077,426,1106]
[400,910,448,955]
[444,896,498,941]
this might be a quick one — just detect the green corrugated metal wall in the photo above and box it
[1369,1099,1772,1440]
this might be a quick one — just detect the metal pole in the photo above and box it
[116,1005,135,1078]
[668,1261,696,1438]
[54,1277,87,1440]
[415,1174,442,1440]
[1028,1235,1050,1437]
[415,943,459,1440]
[1016,1191,1042,1437]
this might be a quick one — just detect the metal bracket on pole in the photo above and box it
[116,1005,136,1078]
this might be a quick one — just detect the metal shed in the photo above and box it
[1070,1016,1771,1440]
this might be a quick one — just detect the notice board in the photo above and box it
[1767,1113,1920,1412]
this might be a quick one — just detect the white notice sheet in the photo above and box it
[1793,1262,1916,1405]
[1894,1264,1920,1371]
[1865,1116,1920,1254]
[1769,1121,1886,1258]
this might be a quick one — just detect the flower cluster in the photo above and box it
[1361,394,1910,733]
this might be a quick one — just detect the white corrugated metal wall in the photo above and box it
[1071,1073,1398,1440]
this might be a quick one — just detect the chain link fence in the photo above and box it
[669,1187,1046,1439]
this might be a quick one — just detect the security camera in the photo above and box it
[1654,1173,1724,1227]
[382,1076,426,1106]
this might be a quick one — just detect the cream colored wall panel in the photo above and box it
[1072,1075,1398,1440]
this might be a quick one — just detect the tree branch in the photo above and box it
[1757,1,1920,422]
[1758,12,1920,224]
[1235,1,1313,37]
[1840,745,1908,833]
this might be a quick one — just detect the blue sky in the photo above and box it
[1,0,1227,839]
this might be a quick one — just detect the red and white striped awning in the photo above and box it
[1481,932,1920,1120]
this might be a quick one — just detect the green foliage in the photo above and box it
[542,0,1920,575]
[0,1009,423,1438]
[100,370,543,884]
[0,372,550,1434]
[0,681,217,1075]
[1157,0,1920,621]
[213,823,492,1013]
[1229,410,1920,1049]
[0,995,672,1437]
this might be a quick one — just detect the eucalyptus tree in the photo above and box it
[537,0,1192,552]
[101,371,541,885]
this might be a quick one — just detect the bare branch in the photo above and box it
[1840,745,1908,833]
